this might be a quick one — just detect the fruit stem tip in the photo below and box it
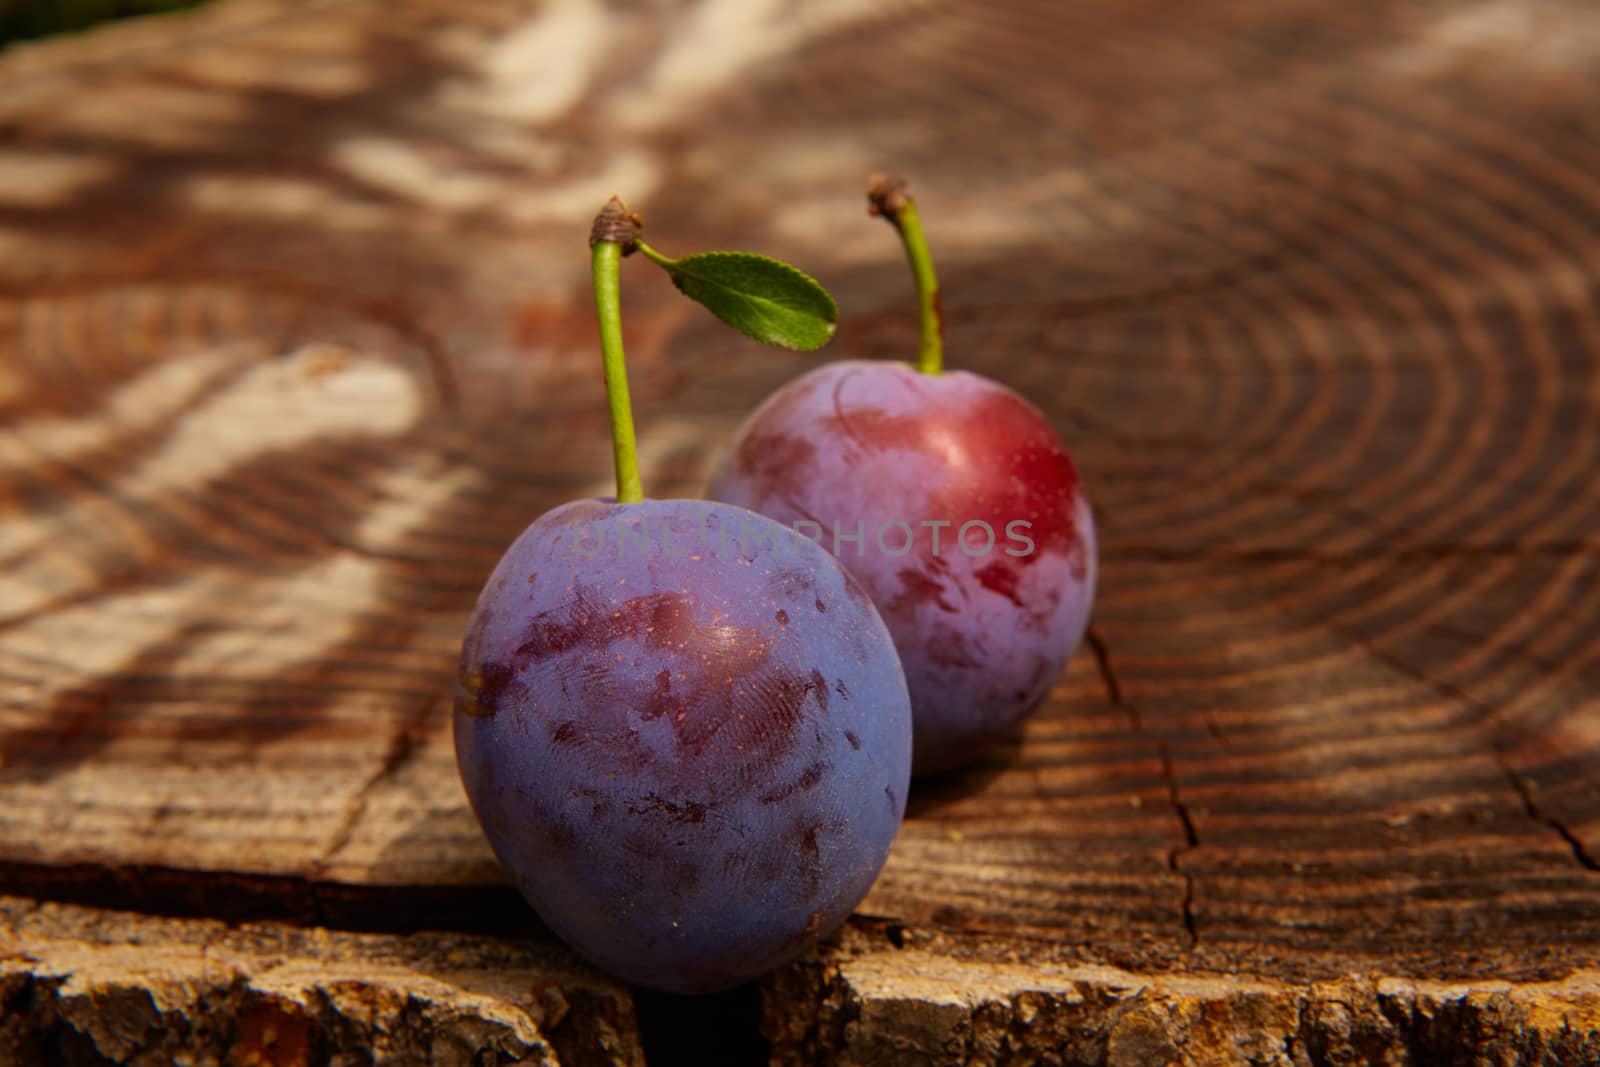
[866,174,910,223]
[590,196,642,255]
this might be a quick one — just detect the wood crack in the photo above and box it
[312,696,438,874]
[1085,627,1135,730]
[1498,754,1600,873]
[1085,627,1198,946]
[1159,745,1201,948]
[0,857,534,936]
[1286,997,1310,1064]
[1323,618,1600,876]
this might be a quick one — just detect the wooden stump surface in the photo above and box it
[2,0,1599,1063]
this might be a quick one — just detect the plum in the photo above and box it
[454,497,911,993]
[707,177,1096,775]
[455,196,912,993]
[708,361,1094,775]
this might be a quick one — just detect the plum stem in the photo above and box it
[590,197,644,504]
[868,174,943,375]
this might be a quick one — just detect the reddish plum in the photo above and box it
[709,360,1094,774]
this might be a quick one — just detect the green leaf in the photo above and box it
[659,251,838,352]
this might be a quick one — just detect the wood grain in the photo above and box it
[2,0,1599,1060]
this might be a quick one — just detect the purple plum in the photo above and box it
[454,497,912,993]
[708,360,1096,775]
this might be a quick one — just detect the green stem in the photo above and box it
[869,176,943,375]
[591,238,644,503]
[633,239,674,269]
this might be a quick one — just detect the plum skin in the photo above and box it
[708,360,1096,775]
[453,497,912,994]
